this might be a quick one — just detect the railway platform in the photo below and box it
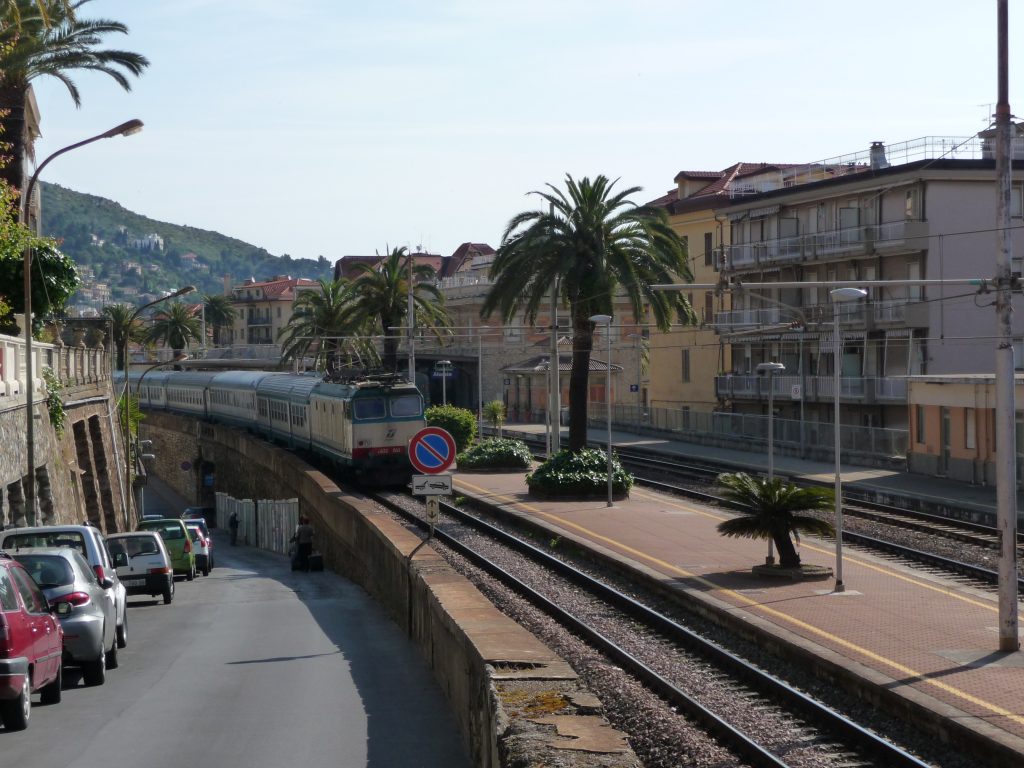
[501,422,1021,521]
[454,426,1024,767]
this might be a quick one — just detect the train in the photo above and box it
[117,369,426,486]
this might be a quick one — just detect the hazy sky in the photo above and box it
[29,1,1010,262]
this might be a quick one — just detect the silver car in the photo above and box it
[13,548,118,686]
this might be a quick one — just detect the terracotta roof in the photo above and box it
[445,242,496,277]
[334,255,384,280]
[233,276,318,301]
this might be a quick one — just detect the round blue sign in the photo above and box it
[408,427,456,474]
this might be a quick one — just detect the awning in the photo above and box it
[749,204,780,218]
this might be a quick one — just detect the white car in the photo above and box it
[105,532,175,605]
[1,525,129,649]
[185,524,211,577]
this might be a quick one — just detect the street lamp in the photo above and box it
[21,119,144,527]
[478,326,490,440]
[756,361,785,565]
[126,353,188,524]
[589,314,614,507]
[830,287,867,592]
[437,360,452,405]
[120,286,195,524]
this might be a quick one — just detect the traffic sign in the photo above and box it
[411,473,453,495]
[408,427,457,474]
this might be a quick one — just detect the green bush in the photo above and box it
[425,404,477,452]
[526,448,633,498]
[41,368,67,438]
[457,438,532,469]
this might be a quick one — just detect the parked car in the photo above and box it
[12,549,118,687]
[181,506,216,528]
[0,526,128,651]
[185,524,211,577]
[136,519,195,581]
[0,552,65,730]
[106,532,174,604]
[181,517,214,569]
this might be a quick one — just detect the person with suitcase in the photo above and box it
[292,516,315,571]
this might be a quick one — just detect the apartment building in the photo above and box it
[228,275,320,346]
[712,135,1024,434]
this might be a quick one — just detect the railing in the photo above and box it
[0,332,111,408]
[587,401,908,463]
[715,374,906,401]
[711,307,781,330]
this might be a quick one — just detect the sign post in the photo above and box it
[408,426,457,537]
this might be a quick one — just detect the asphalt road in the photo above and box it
[1,533,471,768]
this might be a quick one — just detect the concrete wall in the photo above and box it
[140,411,637,768]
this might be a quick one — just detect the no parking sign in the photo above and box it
[408,427,457,474]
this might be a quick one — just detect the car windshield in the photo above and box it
[353,397,386,420]
[13,555,73,589]
[3,531,87,559]
[390,394,422,417]
[140,522,184,540]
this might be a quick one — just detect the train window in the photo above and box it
[390,394,421,417]
[353,397,386,420]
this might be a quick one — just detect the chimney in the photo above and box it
[869,141,890,170]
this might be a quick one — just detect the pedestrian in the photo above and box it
[293,515,315,571]
[228,510,239,546]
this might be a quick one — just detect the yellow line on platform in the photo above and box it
[456,477,1024,728]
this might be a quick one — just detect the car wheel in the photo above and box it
[82,645,107,686]
[186,565,194,582]
[106,634,119,670]
[40,664,62,705]
[163,581,173,604]
[116,611,128,649]
[202,562,210,577]
[0,675,30,730]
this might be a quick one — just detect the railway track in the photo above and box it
[373,489,940,768]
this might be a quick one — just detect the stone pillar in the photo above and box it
[7,479,26,528]
[36,467,54,525]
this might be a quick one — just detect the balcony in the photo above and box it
[711,307,781,331]
[724,219,929,272]
[715,374,907,403]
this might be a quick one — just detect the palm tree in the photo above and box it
[715,473,835,569]
[483,174,695,452]
[145,302,199,357]
[0,0,149,199]
[278,278,372,373]
[102,302,142,370]
[202,293,236,346]
[349,246,450,372]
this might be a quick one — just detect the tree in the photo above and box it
[349,246,450,373]
[0,0,149,198]
[202,293,236,346]
[146,301,199,356]
[0,178,78,330]
[102,302,143,370]
[715,473,835,569]
[483,174,695,452]
[278,278,371,373]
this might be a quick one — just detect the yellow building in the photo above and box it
[228,275,320,347]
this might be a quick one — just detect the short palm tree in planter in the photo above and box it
[715,472,835,579]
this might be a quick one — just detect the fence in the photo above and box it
[215,492,299,555]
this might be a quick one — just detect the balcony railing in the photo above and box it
[715,374,906,402]
[711,307,781,330]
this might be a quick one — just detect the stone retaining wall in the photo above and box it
[140,412,638,768]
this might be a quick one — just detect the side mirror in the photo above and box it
[100,576,114,590]
[113,552,128,568]
[53,601,72,617]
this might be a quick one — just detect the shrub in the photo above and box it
[457,438,532,470]
[425,404,477,452]
[526,448,633,498]
[41,367,67,438]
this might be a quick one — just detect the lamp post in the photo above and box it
[21,119,144,527]
[756,361,786,565]
[478,326,490,440]
[129,354,188,521]
[589,314,614,507]
[120,286,195,523]
[830,287,867,592]
[437,360,451,405]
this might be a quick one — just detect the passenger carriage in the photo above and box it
[255,374,320,450]
[207,371,276,429]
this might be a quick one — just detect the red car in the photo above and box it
[0,552,65,731]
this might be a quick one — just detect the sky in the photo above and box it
[28,1,1013,263]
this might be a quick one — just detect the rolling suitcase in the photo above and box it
[308,552,324,572]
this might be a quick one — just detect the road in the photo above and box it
[1,533,471,768]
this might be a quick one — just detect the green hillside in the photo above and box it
[40,182,332,305]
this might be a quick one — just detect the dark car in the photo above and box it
[0,552,65,731]
[181,506,216,529]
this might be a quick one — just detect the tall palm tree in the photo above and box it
[0,0,149,198]
[102,302,142,370]
[278,278,372,373]
[483,174,695,452]
[349,246,450,372]
[145,302,199,357]
[715,472,835,569]
[202,293,236,346]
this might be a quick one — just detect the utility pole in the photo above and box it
[994,0,1019,652]
[407,251,416,384]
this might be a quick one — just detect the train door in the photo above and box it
[938,407,951,476]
